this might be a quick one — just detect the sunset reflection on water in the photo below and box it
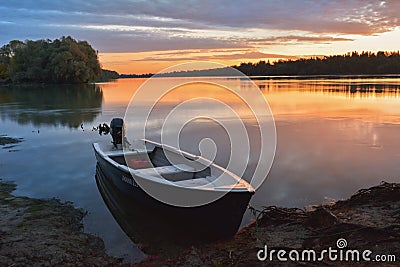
[98,77,400,212]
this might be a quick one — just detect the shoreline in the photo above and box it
[2,74,400,84]
[1,179,398,266]
[118,73,400,79]
[0,135,123,265]
[0,179,123,266]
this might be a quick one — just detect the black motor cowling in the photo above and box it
[110,118,124,145]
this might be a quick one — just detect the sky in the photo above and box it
[1,0,399,74]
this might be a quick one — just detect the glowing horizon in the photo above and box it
[98,26,400,74]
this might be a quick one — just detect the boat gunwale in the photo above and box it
[93,141,255,193]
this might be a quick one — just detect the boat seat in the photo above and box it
[136,164,195,181]
[174,177,212,187]
[105,148,151,157]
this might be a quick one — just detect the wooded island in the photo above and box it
[0,36,118,83]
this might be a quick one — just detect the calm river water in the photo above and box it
[1,77,399,261]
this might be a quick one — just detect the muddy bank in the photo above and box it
[0,180,122,266]
[0,136,22,146]
[139,182,399,266]
[1,176,398,266]
[0,136,23,151]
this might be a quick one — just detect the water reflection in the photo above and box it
[1,77,400,262]
[0,83,103,128]
[258,79,400,125]
[256,78,400,99]
[95,164,212,256]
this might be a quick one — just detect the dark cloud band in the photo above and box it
[1,1,399,52]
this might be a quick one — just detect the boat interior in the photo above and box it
[96,140,253,191]
[110,146,212,182]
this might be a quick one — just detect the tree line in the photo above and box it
[234,51,400,76]
[0,36,113,83]
[118,51,400,78]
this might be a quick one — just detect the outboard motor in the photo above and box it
[110,118,124,148]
